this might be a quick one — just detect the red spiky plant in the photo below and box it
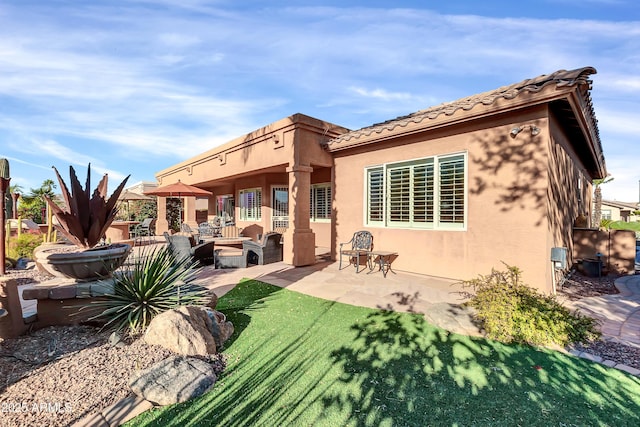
[44,164,130,249]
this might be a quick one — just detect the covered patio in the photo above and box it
[153,114,348,267]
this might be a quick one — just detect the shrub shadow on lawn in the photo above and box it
[128,286,640,427]
[315,299,640,426]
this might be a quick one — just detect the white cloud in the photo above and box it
[158,32,201,48]
[349,87,412,101]
[594,107,640,141]
[1,2,639,191]
[35,140,128,182]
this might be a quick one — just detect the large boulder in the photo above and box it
[129,355,217,405]
[144,305,217,356]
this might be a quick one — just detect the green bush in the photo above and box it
[463,264,600,347]
[8,233,44,259]
[89,245,211,336]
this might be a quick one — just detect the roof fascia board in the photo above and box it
[564,90,607,179]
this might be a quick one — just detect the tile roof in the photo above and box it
[602,200,639,210]
[326,66,598,147]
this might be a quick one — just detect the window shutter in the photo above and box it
[438,155,464,224]
[239,188,262,220]
[388,167,411,223]
[367,168,384,224]
[412,162,434,223]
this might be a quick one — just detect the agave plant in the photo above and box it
[43,164,130,249]
[89,245,211,336]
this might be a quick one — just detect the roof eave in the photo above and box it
[566,88,607,180]
[325,84,573,152]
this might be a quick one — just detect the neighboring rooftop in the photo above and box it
[602,200,639,210]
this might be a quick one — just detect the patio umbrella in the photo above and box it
[144,180,212,228]
[118,190,153,219]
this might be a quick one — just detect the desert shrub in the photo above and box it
[463,264,600,347]
[89,245,211,336]
[8,233,44,259]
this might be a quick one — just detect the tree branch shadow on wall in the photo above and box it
[469,132,548,227]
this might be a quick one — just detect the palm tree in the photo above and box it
[20,179,57,223]
[592,176,614,228]
[8,184,24,219]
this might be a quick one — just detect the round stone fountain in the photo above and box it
[34,242,131,282]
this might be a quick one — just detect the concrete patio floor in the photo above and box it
[188,258,483,337]
[131,239,640,346]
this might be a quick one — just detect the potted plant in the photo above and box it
[35,164,132,281]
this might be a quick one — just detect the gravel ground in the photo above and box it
[0,326,174,426]
[0,267,638,426]
[558,271,640,370]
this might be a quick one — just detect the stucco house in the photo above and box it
[600,200,639,222]
[153,66,606,293]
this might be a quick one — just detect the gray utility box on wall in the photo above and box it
[551,247,568,269]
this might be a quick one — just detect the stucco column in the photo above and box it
[183,196,197,229]
[156,197,169,234]
[285,165,315,266]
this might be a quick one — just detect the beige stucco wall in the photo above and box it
[546,110,594,288]
[573,228,635,274]
[332,109,572,292]
[601,205,622,221]
[154,114,345,266]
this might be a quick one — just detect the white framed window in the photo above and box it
[365,152,466,229]
[271,186,289,229]
[239,188,262,221]
[310,183,332,221]
[216,194,235,222]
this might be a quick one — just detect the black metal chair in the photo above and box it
[163,232,216,266]
[242,233,283,265]
[339,230,373,272]
[133,218,156,244]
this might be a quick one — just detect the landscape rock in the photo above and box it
[129,355,217,405]
[205,308,235,350]
[205,290,218,309]
[15,257,29,270]
[108,331,127,348]
[144,305,217,355]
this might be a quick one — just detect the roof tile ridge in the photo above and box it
[327,66,597,146]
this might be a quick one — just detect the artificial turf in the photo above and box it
[126,279,640,426]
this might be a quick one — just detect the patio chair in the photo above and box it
[209,216,222,227]
[180,223,199,242]
[221,212,233,226]
[220,225,243,238]
[133,218,156,244]
[163,232,216,266]
[339,230,373,273]
[198,222,217,240]
[242,232,283,266]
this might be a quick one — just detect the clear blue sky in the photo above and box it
[1,0,639,201]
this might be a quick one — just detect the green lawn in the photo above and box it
[609,220,640,232]
[126,280,640,427]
